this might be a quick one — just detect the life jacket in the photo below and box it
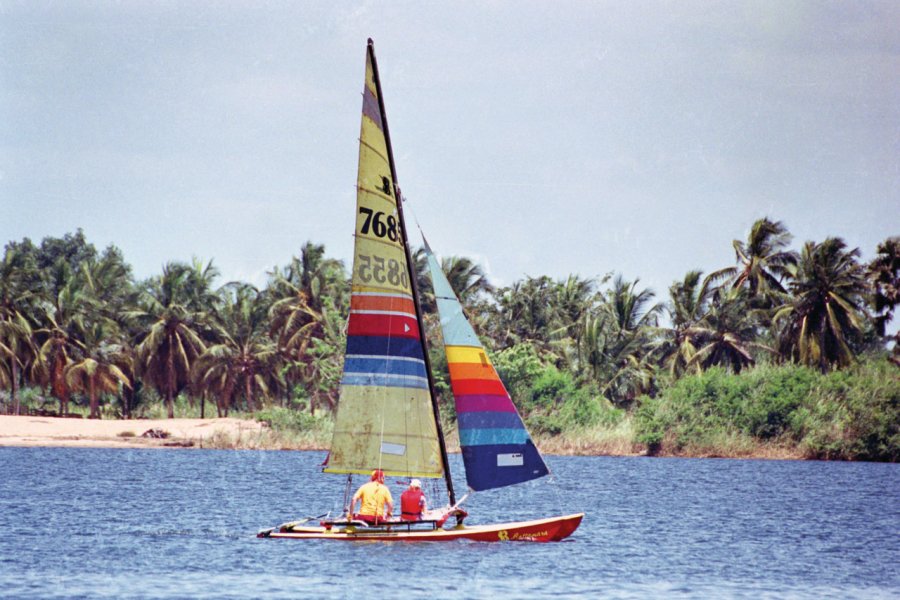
[400,489,425,519]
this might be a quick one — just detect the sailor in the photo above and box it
[400,479,427,521]
[350,469,394,525]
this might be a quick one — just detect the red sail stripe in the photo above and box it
[450,378,507,397]
[348,312,420,339]
[351,294,415,314]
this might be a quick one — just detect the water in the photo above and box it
[0,448,897,599]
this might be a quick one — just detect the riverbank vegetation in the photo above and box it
[1,221,897,460]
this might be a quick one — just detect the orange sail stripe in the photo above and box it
[351,294,415,314]
[448,362,498,382]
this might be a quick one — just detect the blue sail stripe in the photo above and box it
[460,441,550,491]
[344,356,427,378]
[459,428,530,447]
[342,373,429,389]
[457,411,527,431]
[345,335,424,361]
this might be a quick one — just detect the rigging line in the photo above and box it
[547,473,565,517]
[378,393,386,473]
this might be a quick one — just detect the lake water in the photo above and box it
[0,448,897,599]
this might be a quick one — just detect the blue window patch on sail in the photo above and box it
[342,373,429,389]
[457,411,526,431]
[458,428,530,447]
[343,356,427,379]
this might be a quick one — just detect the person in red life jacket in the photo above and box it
[400,479,427,521]
[351,469,393,525]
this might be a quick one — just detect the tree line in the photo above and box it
[0,220,897,425]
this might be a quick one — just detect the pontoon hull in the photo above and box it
[258,513,583,542]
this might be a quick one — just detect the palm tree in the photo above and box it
[440,255,494,306]
[550,274,599,368]
[81,246,137,322]
[774,238,869,371]
[580,276,661,405]
[491,276,559,353]
[867,237,900,339]
[194,284,278,416]
[0,244,39,414]
[131,263,211,418]
[655,270,712,378]
[0,313,35,415]
[709,217,798,306]
[32,278,90,416]
[268,244,348,411]
[684,288,762,373]
[657,272,765,376]
[410,247,434,312]
[64,321,131,419]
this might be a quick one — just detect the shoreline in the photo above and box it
[0,415,813,460]
[0,415,269,449]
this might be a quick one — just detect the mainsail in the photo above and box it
[324,43,443,479]
[423,241,550,491]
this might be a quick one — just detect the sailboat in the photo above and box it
[257,40,583,542]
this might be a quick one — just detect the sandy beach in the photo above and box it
[0,415,267,449]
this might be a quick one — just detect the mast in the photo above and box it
[366,39,457,507]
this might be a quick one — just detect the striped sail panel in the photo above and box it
[424,244,549,491]
[326,48,443,479]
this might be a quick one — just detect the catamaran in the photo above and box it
[257,39,583,542]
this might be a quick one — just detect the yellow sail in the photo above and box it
[324,45,443,479]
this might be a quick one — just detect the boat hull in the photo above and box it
[258,513,583,542]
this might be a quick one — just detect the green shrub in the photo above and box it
[802,360,900,461]
[254,406,328,434]
[530,367,576,409]
[494,343,544,386]
[632,359,899,461]
[742,364,817,439]
[559,385,604,428]
[633,395,666,453]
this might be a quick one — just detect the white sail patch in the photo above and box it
[381,442,406,456]
[497,453,524,467]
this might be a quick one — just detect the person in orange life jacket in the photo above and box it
[400,479,427,521]
[351,469,393,524]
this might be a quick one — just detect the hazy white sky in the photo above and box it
[2,1,897,300]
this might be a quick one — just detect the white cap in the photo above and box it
[410,479,421,488]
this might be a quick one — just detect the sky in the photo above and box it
[2,1,898,304]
